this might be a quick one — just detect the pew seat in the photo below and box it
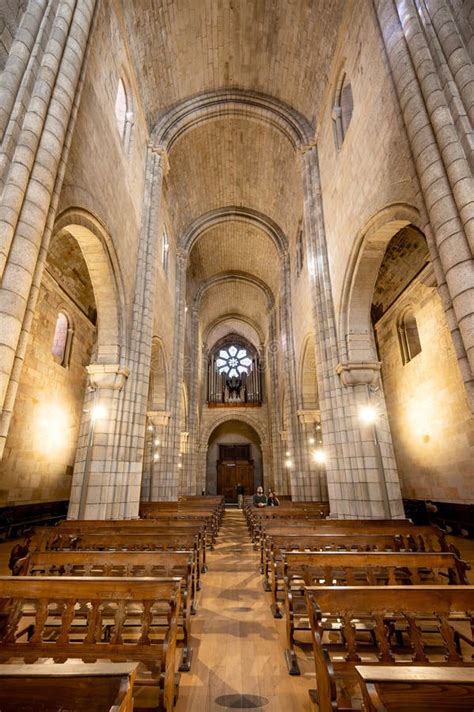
[0,662,138,712]
[356,665,474,711]
[0,576,182,712]
[305,585,474,712]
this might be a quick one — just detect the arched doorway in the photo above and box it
[206,420,263,503]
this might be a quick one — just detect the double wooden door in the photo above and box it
[217,461,254,503]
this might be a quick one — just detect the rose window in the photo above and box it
[215,345,253,378]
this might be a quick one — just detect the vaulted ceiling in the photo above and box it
[119,0,345,345]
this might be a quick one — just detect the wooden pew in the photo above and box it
[0,662,138,712]
[14,549,196,671]
[262,532,405,589]
[0,576,182,712]
[31,528,206,582]
[356,665,474,711]
[261,523,451,587]
[57,517,212,560]
[277,550,469,674]
[305,585,474,712]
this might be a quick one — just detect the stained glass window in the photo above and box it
[216,345,252,378]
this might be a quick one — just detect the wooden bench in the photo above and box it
[0,576,182,712]
[31,528,205,583]
[0,662,138,712]
[305,585,474,712]
[356,664,474,711]
[276,551,470,674]
[262,532,406,589]
[14,549,197,671]
[261,523,451,587]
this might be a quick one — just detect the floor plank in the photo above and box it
[174,509,315,711]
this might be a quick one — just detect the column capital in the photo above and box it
[147,410,171,427]
[86,364,130,390]
[336,361,381,387]
[299,140,317,156]
[148,142,170,175]
[296,409,321,425]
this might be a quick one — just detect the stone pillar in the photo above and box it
[267,311,285,494]
[0,0,98,459]
[156,250,187,500]
[374,0,474,405]
[301,144,404,519]
[296,409,327,501]
[69,144,168,518]
[68,364,128,519]
[142,410,170,501]
[184,306,201,495]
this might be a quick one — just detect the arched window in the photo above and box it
[333,72,353,150]
[114,77,134,151]
[296,227,304,275]
[162,230,169,274]
[208,338,261,405]
[52,312,73,367]
[398,308,422,364]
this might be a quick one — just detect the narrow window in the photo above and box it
[115,78,127,141]
[296,228,304,275]
[162,230,169,274]
[333,72,353,150]
[115,77,134,151]
[52,312,72,367]
[398,309,422,364]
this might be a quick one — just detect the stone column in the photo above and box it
[296,409,327,501]
[184,306,201,494]
[301,144,404,519]
[68,364,129,519]
[0,0,98,459]
[155,250,187,500]
[374,0,474,404]
[142,410,170,501]
[69,144,168,518]
[279,254,315,500]
[267,311,285,494]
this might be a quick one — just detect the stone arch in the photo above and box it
[204,315,266,349]
[299,334,319,410]
[182,205,288,256]
[148,336,168,411]
[152,89,313,152]
[194,272,275,310]
[339,203,422,363]
[200,411,268,449]
[52,208,126,364]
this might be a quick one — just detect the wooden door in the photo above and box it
[217,461,254,503]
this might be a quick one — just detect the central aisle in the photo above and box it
[174,509,314,711]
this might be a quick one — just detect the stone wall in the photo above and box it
[375,273,474,504]
[0,1,26,72]
[0,272,95,504]
[317,0,421,319]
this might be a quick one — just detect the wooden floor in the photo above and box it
[174,509,315,711]
[0,511,473,711]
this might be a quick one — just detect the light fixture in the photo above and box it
[312,448,326,464]
[308,437,315,445]
[154,453,160,461]
[147,424,154,432]
[285,450,291,457]
[178,462,182,469]
[154,439,160,446]
[359,405,377,424]
[91,404,107,422]
[285,458,293,469]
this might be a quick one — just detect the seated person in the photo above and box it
[253,486,267,507]
[267,490,280,506]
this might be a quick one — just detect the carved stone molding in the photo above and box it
[336,361,381,387]
[147,410,171,427]
[86,364,130,390]
[296,409,321,425]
